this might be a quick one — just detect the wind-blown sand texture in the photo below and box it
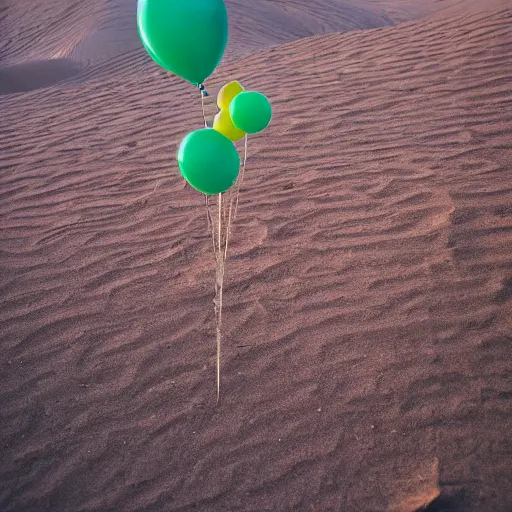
[1,0,511,511]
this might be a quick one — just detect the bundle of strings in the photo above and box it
[200,88,248,402]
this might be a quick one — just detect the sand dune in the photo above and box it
[224,0,453,57]
[1,0,511,511]
[1,0,445,68]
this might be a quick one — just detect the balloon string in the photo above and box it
[200,84,224,402]
[217,193,222,402]
[200,84,208,128]
[221,134,248,260]
[200,85,213,235]
[205,194,220,402]
[224,133,249,262]
[204,190,233,403]
[216,193,228,403]
[198,86,248,403]
[215,135,249,399]
[206,196,217,265]
[234,134,248,220]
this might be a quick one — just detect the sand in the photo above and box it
[1,0,511,511]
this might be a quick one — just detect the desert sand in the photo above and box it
[1,0,511,511]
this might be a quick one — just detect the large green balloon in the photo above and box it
[137,0,228,86]
[137,1,166,68]
[177,129,240,195]
[229,91,272,134]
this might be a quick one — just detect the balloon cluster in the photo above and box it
[137,0,271,195]
[137,0,273,400]
[177,82,272,195]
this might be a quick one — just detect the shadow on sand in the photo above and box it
[0,58,82,94]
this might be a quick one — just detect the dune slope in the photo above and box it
[1,0,445,67]
[1,1,511,511]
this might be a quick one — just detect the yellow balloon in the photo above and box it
[217,80,244,111]
[213,109,246,142]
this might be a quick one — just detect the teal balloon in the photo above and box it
[177,129,240,195]
[229,91,272,134]
[137,2,166,68]
[137,0,228,86]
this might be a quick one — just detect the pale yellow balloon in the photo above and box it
[213,109,246,142]
[217,80,244,111]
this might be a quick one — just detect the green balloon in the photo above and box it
[137,3,166,69]
[229,91,272,134]
[137,0,228,86]
[177,129,240,195]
